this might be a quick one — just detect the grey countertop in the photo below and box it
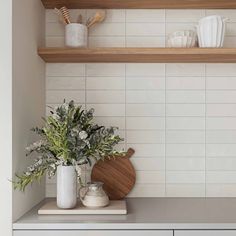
[13,198,236,230]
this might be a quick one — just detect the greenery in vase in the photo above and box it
[13,100,125,191]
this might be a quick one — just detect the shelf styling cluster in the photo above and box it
[39,0,236,63]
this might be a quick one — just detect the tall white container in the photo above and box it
[57,165,77,209]
[65,23,88,48]
[197,15,228,48]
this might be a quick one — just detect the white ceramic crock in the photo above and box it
[197,15,228,48]
[57,165,77,209]
[65,23,88,48]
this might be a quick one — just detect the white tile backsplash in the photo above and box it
[166,144,205,157]
[166,76,205,90]
[126,90,165,104]
[166,91,205,103]
[132,158,165,171]
[126,10,165,23]
[166,10,205,23]
[46,9,236,197]
[166,104,205,117]
[166,130,205,144]
[126,64,165,76]
[166,117,205,130]
[166,184,205,197]
[127,130,165,144]
[126,36,165,47]
[126,117,165,130]
[87,76,125,90]
[166,171,205,184]
[166,158,205,171]
[126,77,165,90]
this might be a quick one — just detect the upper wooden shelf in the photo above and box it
[38,47,236,63]
[41,0,236,9]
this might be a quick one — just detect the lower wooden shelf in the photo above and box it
[38,47,236,63]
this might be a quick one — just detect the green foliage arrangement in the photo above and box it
[14,100,124,191]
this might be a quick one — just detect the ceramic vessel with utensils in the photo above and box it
[65,23,88,47]
[197,15,228,48]
[79,182,109,208]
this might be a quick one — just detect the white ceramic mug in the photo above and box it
[65,23,88,48]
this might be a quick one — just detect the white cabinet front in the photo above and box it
[175,230,236,236]
[14,230,173,236]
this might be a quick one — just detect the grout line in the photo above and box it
[84,6,88,186]
[164,8,167,197]
[125,9,127,47]
[204,62,207,197]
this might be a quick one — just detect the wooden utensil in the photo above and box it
[87,10,106,28]
[77,14,83,24]
[60,6,71,24]
[54,8,67,25]
[91,148,136,200]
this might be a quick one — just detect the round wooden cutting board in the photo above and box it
[91,148,135,200]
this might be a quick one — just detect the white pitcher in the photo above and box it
[197,15,228,48]
[79,182,109,208]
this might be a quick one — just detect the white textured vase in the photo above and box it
[57,165,77,209]
[197,15,228,48]
[65,23,88,48]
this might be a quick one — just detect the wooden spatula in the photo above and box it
[87,10,106,28]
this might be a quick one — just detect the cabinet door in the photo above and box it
[14,230,173,236]
[175,230,236,236]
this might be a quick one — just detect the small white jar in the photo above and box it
[65,23,88,48]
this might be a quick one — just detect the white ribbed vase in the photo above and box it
[197,15,228,48]
[57,165,77,209]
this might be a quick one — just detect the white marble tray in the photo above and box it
[38,200,127,215]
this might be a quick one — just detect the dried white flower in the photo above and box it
[71,128,79,137]
[28,166,35,172]
[37,159,43,165]
[76,165,82,176]
[52,113,60,120]
[79,131,88,140]
[62,103,69,111]
[50,164,56,169]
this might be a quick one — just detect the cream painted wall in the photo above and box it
[12,0,46,222]
[0,1,13,235]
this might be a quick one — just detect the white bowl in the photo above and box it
[167,30,198,48]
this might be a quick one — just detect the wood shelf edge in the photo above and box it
[41,0,236,9]
[38,47,236,63]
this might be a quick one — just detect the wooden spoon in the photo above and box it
[60,6,71,24]
[54,8,67,25]
[77,14,83,24]
[87,10,106,28]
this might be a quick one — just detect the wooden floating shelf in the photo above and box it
[38,48,236,63]
[41,0,236,9]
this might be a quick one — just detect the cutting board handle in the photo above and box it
[126,148,135,159]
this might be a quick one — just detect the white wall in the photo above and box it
[12,0,46,221]
[0,1,13,235]
[46,9,236,197]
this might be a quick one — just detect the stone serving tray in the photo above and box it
[38,199,127,215]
